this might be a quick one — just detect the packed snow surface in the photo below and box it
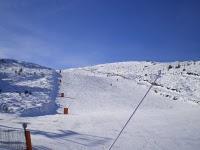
[0,60,200,150]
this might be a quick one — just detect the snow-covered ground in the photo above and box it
[0,60,200,150]
[0,59,60,116]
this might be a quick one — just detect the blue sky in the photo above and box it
[0,0,200,69]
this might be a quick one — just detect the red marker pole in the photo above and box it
[22,123,32,150]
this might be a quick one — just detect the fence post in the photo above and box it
[25,130,32,150]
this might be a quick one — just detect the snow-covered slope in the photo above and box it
[52,61,200,150]
[0,59,60,116]
[0,60,200,150]
[81,61,200,104]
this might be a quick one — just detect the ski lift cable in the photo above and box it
[108,70,161,150]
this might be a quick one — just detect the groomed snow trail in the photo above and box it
[54,66,200,150]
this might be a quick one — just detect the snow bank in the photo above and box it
[0,59,60,116]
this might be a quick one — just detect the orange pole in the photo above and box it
[61,93,64,97]
[64,108,69,114]
[25,130,32,150]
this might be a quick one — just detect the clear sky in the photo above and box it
[0,0,200,69]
